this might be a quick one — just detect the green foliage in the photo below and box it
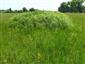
[29,8,36,12]
[9,12,73,33]
[5,8,12,13]
[72,0,85,2]
[22,7,28,12]
[58,1,85,13]
[0,12,85,64]
[0,8,38,13]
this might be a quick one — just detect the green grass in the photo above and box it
[0,12,85,64]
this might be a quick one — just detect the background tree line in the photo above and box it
[0,7,38,13]
[0,0,85,13]
[58,0,85,13]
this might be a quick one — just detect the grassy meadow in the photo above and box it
[0,12,85,64]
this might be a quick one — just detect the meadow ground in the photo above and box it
[0,12,85,64]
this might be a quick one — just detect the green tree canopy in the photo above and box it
[22,7,28,12]
[72,0,85,3]
[58,0,85,13]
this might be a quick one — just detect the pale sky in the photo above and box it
[0,0,71,11]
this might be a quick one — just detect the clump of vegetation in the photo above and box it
[1,12,85,64]
[9,11,73,33]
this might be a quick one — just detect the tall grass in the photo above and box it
[0,12,85,64]
[9,12,73,32]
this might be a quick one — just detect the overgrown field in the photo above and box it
[0,12,85,64]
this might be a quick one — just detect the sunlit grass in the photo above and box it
[0,12,85,64]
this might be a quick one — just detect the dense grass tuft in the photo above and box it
[9,12,73,33]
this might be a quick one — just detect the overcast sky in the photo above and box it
[0,0,71,11]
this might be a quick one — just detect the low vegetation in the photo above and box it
[0,12,85,64]
[9,12,73,32]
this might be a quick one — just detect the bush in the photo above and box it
[9,11,73,33]
[22,7,28,12]
[29,8,35,12]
